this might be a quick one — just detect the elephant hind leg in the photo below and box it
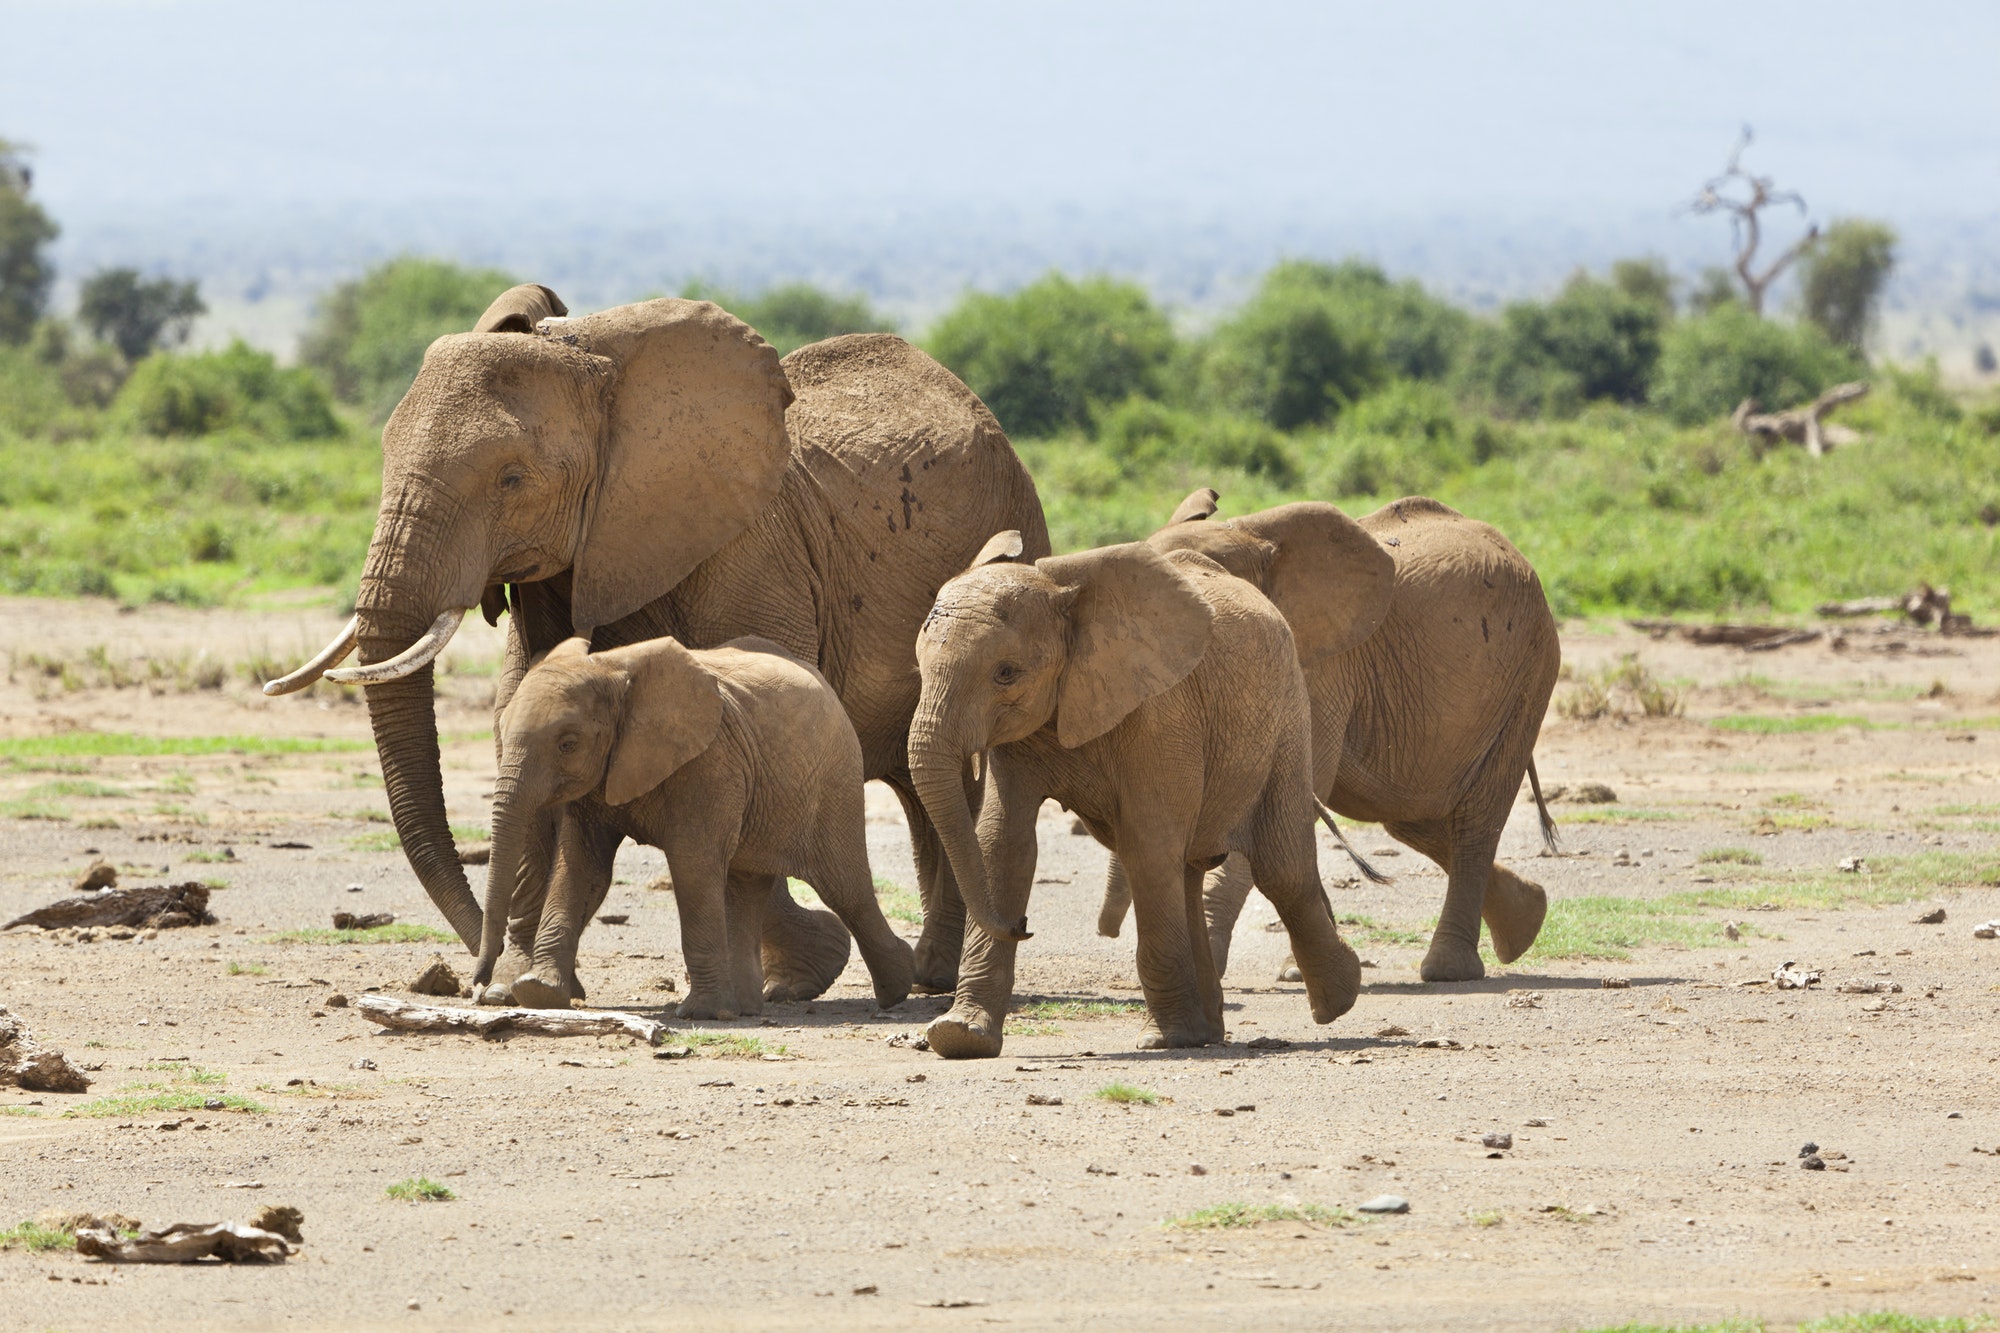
[1197,853,1256,980]
[1386,817,1496,983]
[1096,856,1131,939]
[758,876,851,1004]
[1483,862,1547,965]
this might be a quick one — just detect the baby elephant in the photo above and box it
[473,635,914,1019]
[906,532,1362,1058]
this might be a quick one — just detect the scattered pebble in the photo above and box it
[1189,1164,1207,1176]
[1772,961,1822,990]
[596,914,629,926]
[1974,921,2000,941]
[1600,977,1630,990]
[325,993,348,1008]
[1481,1132,1513,1150]
[1244,1035,1290,1050]
[1525,1118,1550,1128]
[408,955,466,998]
[1358,1194,1409,1214]
[1025,1094,1062,1106]
[1724,923,1741,941]
[1914,908,1946,925]
[1837,856,1865,873]
[73,860,117,894]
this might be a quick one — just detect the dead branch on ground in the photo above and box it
[352,993,670,1045]
[1732,381,1869,457]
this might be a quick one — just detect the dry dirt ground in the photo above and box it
[1,596,1997,1332]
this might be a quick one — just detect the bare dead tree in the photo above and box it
[1688,126,1818,315]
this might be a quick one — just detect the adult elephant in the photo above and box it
[267,290,1048,997]
[1098,490,1560,982]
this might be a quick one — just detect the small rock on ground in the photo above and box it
[1358,1194,1409,1214]
[408,954,466,998]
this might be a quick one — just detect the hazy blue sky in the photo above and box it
[5,0,1997,222]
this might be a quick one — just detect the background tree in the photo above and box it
[680,280,893,357]
[78,268,206,361]
[927,273,1174,438]
[1688,127,1818,316]
[300,256,514,420]
[1455,268,1667,416]
[0,138,59,345]
[1798,218,1897,352]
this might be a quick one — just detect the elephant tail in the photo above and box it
[1314,799,1394,885]
[1525,756,1562,855]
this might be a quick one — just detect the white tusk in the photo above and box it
[324,609,466,686]
[262,615,359,696]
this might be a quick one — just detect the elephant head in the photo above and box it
[908,533,1213,942]
[474,635,724,984]
[264,294,792,951]
[1148,488,1395,665]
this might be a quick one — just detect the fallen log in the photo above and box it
[0,1005,92,1092]
[1733,381,1869,457]
[4,882,214,932]
[75,1220,296,1264]
[353,993,670,1045]
[1629,621,1820,650]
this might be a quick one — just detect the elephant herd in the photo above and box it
[265,287,1562,1059]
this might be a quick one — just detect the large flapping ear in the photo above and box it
[970,530,1024,568]
[596,637,725,807]
[1167,487,1220,524]
[473,284,569,334]
[1231,502,1394,663]
[1037,543,1213,749]
[564,299,794,636]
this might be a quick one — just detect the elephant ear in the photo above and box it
[1167,487,1220,524]
[598,637,725,807]
[565,299,794,636]
[473,284,568,334]
[1231,502,1394,663]
[969,530,1025,568]
[1039,543,1214,749]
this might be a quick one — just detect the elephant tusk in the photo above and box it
[324,609,467,686]
[261,615,359,696]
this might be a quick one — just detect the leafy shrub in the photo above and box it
[1308,379,1503,498]
[928,273,1175,438]
[78,268,205,361]
[1799,218,1897,351]
[1198,261,1394,429]
[116,342,340,440]
[1650,305,1861,423]
[300,256,514,420]
[1095,397,1296,485]
[1456,272,1666,417]
[682,280,893,356]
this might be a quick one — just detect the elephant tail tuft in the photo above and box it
[1525,756,1561,855]
[1315,799,1394,885]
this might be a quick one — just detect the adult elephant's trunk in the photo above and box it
[475,767,532,984]
[363,658,482,952]
[908,708,1027,944]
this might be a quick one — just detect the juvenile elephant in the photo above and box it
[908,533,1362,1059]
[1098,490,1561,982]
[265,291,1047,1002]
[474,635,914,1019]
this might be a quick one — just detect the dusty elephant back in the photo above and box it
[781,335,1052,753]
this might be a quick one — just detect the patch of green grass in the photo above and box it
[1710,714,1874,734]
[148,803,207,824]
[1163,1201,1357,1230]
[0,1105,40,1116]
[183,848,233,862]
[1014,998,1149,1021]
[345,831,401,852]
[1336,914,1428,947]
[343,808,392,824]
[1512,895,1751,961]
[1802,1318,1993,1333]
[0,798,68,820]
[1004,1021,1062,1037]
[2,755,95,773]
[1699,847,1762,865]
[1765,792,1822,809]
[1932,803,2000,817]
[138,1062,226,1084]
[875,876,923,926]
[225,960,267,976]
[385,1176,455,1202]
[1679,852,1999,913]
[1560,808,1689,824]
[1095,1082,1158,1105]
[0,1220,77,1252]
[267,922,455,946]
[0,732,367,758]
[1467,1208,1504,1227]
[1756,812,1829,832]
[679,1032,787,1059]
[67,1090,266,1118]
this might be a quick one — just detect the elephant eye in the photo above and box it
[499,468,526,492]
[557,735,579,755]
[994,662,1020,686]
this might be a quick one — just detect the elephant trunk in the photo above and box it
[908,706,1027,944]
[363,659,483,952]
[476,766,532,984]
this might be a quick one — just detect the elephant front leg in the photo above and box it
[889,771,966,994]
[925,766,1037,1060]
[1124,843,1223,1050]
[666,851,741,1021]
[1390,817,1496,983]
[1198,853,1257,979]
[724,872,773,1018]
[513,813,619,1009]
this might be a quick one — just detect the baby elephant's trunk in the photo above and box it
[474,770,530,986]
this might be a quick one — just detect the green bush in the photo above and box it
[1198,261,1390,429]
[927,273,1175,438]
[1307,378,1504,498]
[1095,397,1297,485]
[1800,218,1897,351]
[300,256,514,420]
[1457,271,1666,417]
[116,342,340,440]
[682,281,893,356]
[1650,305,1861,423]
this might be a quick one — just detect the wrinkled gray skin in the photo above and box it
[907,534,1362,1060]
[272,289,1046,1005]
[475,636,913,1018]
[1098,491,1561,983]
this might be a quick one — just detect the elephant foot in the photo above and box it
[1135,1016,1220,1050]
[676,993,739,1022]
[924,1007,1003,1059]
[866,942,917,1012]
[509,971,571,1010]
[911,923,963,996]
[1484,870,1548,965]
[760,905,851,1003]
[474,980,514,1007]
[1305,937,1363,1024]
[1275,953,1302,984]
[1419,940,1486,983]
